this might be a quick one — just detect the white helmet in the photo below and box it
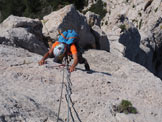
[53,43,66,58]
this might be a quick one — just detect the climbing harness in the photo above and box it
[56,55,81,122]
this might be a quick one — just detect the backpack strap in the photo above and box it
[60,33,66,39]
[58,29,78,45]
[66,29,78,45]
[58,31,68,43]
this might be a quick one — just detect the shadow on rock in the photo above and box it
[76,68,112,76]
[119,26,162,80]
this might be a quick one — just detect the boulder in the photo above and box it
[119,24,141,61]
[0,45,162,122]
[42,4,96,49]
[84,11,110,51]
[91,25,110,51]
[0,15,40,29]
[0,15,48,55]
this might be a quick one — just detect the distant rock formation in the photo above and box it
[100,0,162,79]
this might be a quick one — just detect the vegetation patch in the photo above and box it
[0,0,88,22]
[113,100,138,114]
[139,19,143,29]
[160,25,162,30]
[84,0,107,19]
[154,8,158,13]
[119,24,126,32]
[138,12,142,17]
[132,19,138,28]
[132,19,138,23]
[132,4,136,8]
[101,22,104,26]
[108,10,111,15]
[105,21,108,25]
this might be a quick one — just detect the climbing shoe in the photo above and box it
[84,62,90,71]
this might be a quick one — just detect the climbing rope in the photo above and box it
[56,56,82,122]
[56,61,65,122]
[65,65,72,122]
[56,56,71,122]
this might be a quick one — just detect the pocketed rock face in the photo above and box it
[0,15,48,55]
[0,45,162,122]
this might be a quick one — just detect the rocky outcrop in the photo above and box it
[85,11,100,27]
[42,4,96,49]
[91,25,110,51]
[144,17,162,77]
[42,4,110,51]
[0,45,162,122]
[100,0,162,79]
[85,11,110,51]
[0,15,48,55]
